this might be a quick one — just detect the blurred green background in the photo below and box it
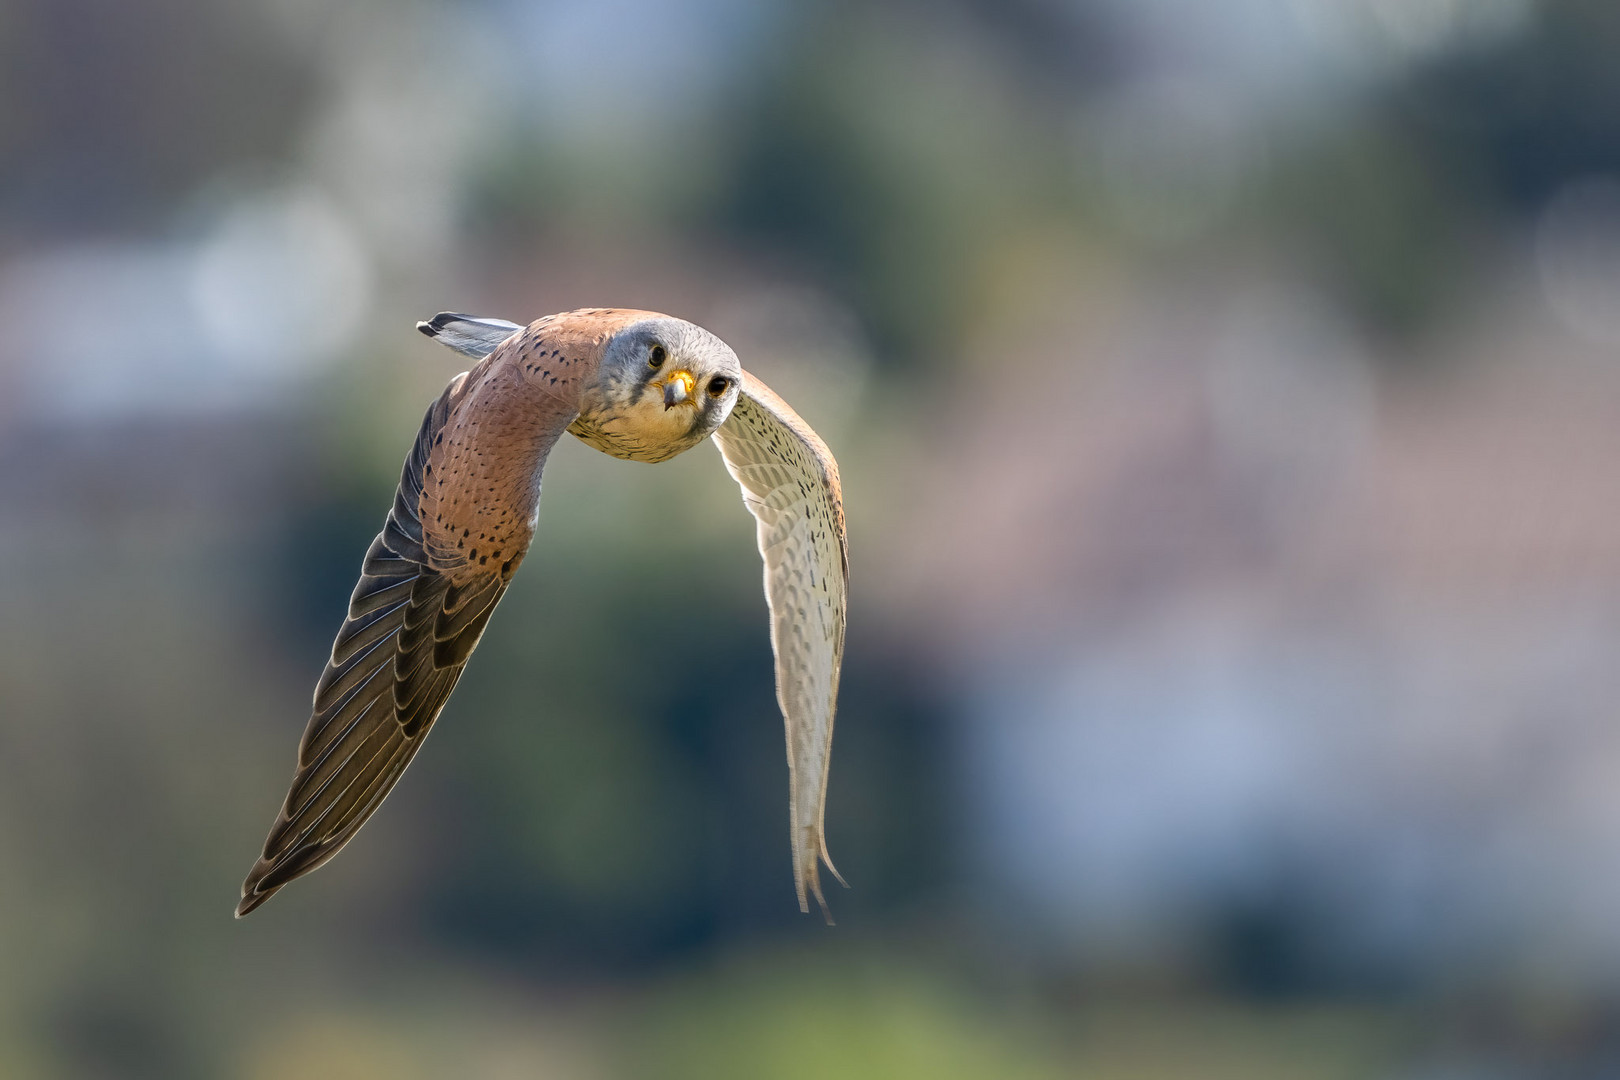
[5,0,1620,1075]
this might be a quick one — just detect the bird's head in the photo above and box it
[584,317,743,461]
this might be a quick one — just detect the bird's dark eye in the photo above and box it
[648,345,666,369]
[707,376,731,397]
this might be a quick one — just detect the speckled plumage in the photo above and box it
[713,373,848,916]
[237,308,849,920]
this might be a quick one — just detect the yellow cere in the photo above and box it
[666,370,696,400]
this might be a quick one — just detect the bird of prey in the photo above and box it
[237,309,848,920]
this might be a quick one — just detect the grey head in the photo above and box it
[417,311,743,464]
[574,317,743,463]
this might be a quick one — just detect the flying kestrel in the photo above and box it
[237,309,848,920]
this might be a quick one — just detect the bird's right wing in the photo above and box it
[238,346,576,917]
[713,372,849,920]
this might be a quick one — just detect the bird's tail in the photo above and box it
[416,312,523,359]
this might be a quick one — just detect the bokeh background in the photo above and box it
[3,0,1620,1075]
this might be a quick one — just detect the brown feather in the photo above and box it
[235,312,635,917]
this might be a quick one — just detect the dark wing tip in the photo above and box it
[417,312,470,338]
[237,850,294,917]
[234,882,276,918]
[236,833,335,918]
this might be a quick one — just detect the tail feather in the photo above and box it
[415,312,523,360]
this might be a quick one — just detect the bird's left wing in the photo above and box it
[713,372,849,920]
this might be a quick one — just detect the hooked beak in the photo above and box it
[663,370,695,410]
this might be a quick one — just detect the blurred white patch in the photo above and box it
[1081,78,1258,245]
[300,8,503,266]
[0,245,201,418]
[969,617,1372,953]
[0,186,371,421]
[1534,177,1620,346]
[970,598,1620,972]
[189,187,373,375]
